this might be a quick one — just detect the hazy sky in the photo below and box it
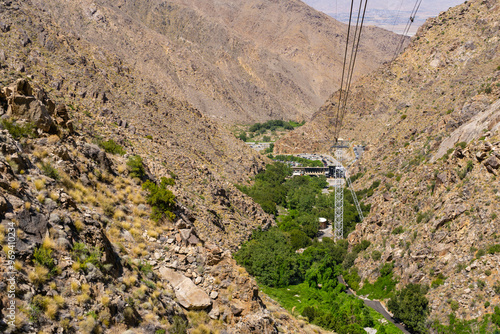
[302,0,466,35]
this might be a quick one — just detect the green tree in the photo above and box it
[493,306,500,328]
[297,214,320,238]
[238,132,247,142]
[289,229,311,250]
[388,283,429,333]
[142,177,176,222]
[234,227,300,287]
[127,155,146,179]
[98,139,126,155]
[237,162,291,214]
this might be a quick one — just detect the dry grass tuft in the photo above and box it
[123,274,138,288]
[10,180,21,191]
[28,265,49,285]
[14,260,23,271]
[34,178,46,191]
[117,164,127,174]
[42,236,56,250]
[76,293,90,305]
[33,148,48,159]
[113,209,125,221]
[36,193,45,203]
[70,280,80,292]
[100,295,110,306]
[49,191,59,201]
[74,219,84,232]
[147,230,159,238]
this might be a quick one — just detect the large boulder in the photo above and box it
[159,267,211,310]
[4,79,56,133]
[484,156,500,170]
[81,143,113,172]
[16,209,48,252]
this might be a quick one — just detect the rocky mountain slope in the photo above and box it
[0,0,336,333]
[275,0,500,325]
[26,0,403,124]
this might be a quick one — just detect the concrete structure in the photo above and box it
[290,165,345,178]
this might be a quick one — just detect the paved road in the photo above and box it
[338,276,411,334]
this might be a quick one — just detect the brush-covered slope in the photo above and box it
[0,0,334,333]
[276,0,500,325]
[27,0,403,124]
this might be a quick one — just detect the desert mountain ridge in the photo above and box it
[28,0,405,124]
[0,0,344,332]
[276,0,500,324]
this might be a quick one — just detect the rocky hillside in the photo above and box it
[275,0,500,325]
[0,1,335,333]
[26,0,403,124]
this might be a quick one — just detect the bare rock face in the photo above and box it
[484,155,500,170]
[81,143,113,172]
[80,219,123,278]
[0,194,7,214]
[16,209,48,252]
[159,267,212,310]
[3,79,55,133]
[0,155,16,191]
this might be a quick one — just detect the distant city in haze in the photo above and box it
[302,0,466,35]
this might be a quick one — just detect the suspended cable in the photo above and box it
[333,0,369,141]
[333,0,356,141]
[392,0,423,60]
[339,1,367,132]
[390,0,405,33]
[339,0,368,128]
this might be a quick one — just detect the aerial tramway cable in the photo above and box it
[337,0,368,133]
[334,0,356,142]
[333,0,368,141]
[392,0,423,60]
[331,0,370,240]
[391,0,405,33]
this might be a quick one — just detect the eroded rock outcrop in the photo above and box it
[159,267,211,310]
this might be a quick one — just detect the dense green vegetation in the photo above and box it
[71,242,105,272]
[236,162,370,235]
[388,284,429,333]
[33,246,58,277]
[262,283,402,334]
[236,231,399,333]
[248,120,304,133]
[1,119,36,140]
[236,119,305,142]
[127,155,146,179]
[40,161,60,180]
[272,154,324,167]
[432,312,500,334]
[126,156,177,222]
[234,162,406,332]
[232,161,500,333]
[357,262,398,299]
[96,138,126,155]
[142,177,176,222]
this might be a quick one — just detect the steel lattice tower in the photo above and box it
[333,143,347,241]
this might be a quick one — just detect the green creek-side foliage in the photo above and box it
[272,154,324,167]
[235,163,404,333]
[236,163,500,334]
